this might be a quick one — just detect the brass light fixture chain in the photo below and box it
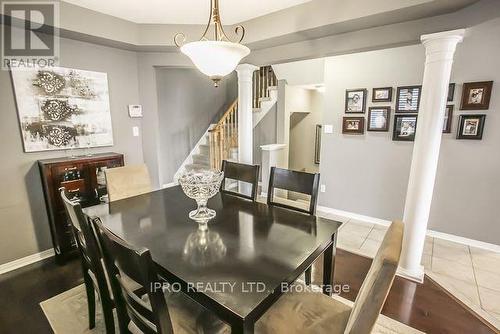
[174,0,245,47]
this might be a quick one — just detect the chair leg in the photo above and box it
[83,271,96,329]
[101,298,115,334]
[305,266,312,285]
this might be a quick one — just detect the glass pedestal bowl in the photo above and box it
[178,169,224,223]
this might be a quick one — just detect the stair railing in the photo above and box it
[253,65,277,109]
[209,100,238,170]
[208,66,277,170]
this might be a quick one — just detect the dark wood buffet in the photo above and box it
[38,152,124,263]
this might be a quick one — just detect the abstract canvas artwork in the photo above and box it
[11,66,113,152]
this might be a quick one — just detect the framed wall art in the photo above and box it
[460,81,493,110]
[372,87,393,102]
[11,66,113,153]
[342,117,365,134]
[345,89,367,113]
[448,83,455,102]
[443,105,453,133]
[314,124,322,164]
[367,107,390,132]
[396,85,422,113]
[456,114,486,140]
[393,115,418,141]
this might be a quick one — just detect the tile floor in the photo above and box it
[318,213,500,330]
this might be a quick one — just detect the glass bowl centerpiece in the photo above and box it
[178,169,224,224]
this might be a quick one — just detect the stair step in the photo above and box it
[199,144,210,155]
[185,163,210,172]
[268,86,278,91]
[192,154,209,164]
[259,97,272,102]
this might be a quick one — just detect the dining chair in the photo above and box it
[92,218,230,334]
[60,188,115,333]
[267,167,320,284]
[255,221,404,334]
[105,164,152,202]
[221,160,260,201]
[267,167,320,215]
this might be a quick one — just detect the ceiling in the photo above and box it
[61,0,313,24]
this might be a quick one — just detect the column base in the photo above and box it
[397,265,424,284]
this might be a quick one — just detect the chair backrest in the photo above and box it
[344,221,404,334]
[267,167,320,215]
[105,165,152,202]
[93,218,174,334]
[59,188,112,304]
[221,160,260,201]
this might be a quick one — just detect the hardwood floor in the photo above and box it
[0,249,497,334]
[319,249,498,334]
[0,258,83,334]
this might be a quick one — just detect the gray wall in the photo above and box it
[289,89,323,173]
[155,68,237,183]
[0,34,143,265]
[320,18,500,245]
[253,104,278,172]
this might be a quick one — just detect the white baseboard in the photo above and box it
[317,206,391,227]
[426,229,500,253]
[0,249,55,275]
[396,265,424,284]
[317,205,500,253]
[161,181,178,189]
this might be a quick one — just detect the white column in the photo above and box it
[398,29,464,283]
[236,64,258,164]
[260,144,287,196]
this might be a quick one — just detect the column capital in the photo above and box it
[421,29,465,63]
[421,29,465,45]
[236,64,259,78]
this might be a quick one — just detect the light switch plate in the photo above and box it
[132,126,140,137]
[320,184,326,193]
[324,125,333,134]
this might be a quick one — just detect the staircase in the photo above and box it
[174,66,278,179]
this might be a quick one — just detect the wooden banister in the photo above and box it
[209,66,276,170]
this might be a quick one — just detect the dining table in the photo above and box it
[83,185,342,334]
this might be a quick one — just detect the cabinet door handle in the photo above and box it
[68,188,80,193]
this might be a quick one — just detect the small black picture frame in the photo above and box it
[393,115,418,141]
[448,83,455,102]
[345,89,367,113]
[456,114,486,140]
[460,81,494,110]
[372,87,393,102]
[396,85,422,113]
[314,124,322,164]
[443,105,453,134]
[342,117,365,134]
[367,107,390,132]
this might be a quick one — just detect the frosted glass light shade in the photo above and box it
[181,41,250,82]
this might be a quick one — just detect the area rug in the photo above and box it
[40,284,424,334]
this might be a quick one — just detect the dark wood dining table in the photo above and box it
[83,186,341,334]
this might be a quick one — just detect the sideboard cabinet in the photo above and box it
[38,152,124,263]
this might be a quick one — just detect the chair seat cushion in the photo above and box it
[255,286,351,334]
[128,290,230,334]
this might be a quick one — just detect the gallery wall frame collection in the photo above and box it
[396,86,422,113]
[342,80,494,141]
[457,114,486,140]
[367,107,390,132]
[342,117,365,135]
[345,89,367,113]
[460,81,493,110]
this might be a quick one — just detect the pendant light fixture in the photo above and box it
[174,0,250,87]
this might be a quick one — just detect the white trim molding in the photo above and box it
[0,249,55,275]
[317,206,500,253]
